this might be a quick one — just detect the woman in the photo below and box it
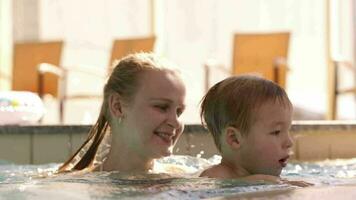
[58,52,186,173]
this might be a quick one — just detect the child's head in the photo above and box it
[201,75,293,176]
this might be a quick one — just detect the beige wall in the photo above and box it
[2,123,356,164]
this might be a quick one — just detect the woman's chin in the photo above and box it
[153,148,173,159]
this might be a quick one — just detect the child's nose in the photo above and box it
[283,133,293,149]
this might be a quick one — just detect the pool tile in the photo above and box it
[0,134,31,164]
[32,133,71,164]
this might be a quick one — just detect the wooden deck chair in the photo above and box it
[331,60,356,119]
[232,32,290,88]
[108,36,156,70]
[12,41,63,97]
[42,36,155,123]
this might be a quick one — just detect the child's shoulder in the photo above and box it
[199,164,234,178]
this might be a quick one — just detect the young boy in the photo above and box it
[200,75,293,181]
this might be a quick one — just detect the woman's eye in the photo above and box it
[155,105,168,111]
[270,130,281,136]
[176,108,184,117]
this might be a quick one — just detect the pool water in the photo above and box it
[1,156,356,200]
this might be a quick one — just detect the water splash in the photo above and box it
[3,157,356,199]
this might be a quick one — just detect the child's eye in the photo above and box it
[270,130,281,136]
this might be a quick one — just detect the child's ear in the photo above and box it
[225,126,243,149]
[108,93,124,118]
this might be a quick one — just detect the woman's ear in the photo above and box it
[108,93,124,118]
[224,126,243,150]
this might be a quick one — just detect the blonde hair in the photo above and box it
[58,52,179,172]
[200,75,291,152]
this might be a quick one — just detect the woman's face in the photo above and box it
[120,70,186,159]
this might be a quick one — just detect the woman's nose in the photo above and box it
[167,111,181,129]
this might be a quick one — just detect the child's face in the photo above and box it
[120,70,186,159]
[238,99,293,176]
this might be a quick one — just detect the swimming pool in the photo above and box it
[2,155,356,199]
[2,121,356,164]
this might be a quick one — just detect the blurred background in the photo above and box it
[0,0,354,124]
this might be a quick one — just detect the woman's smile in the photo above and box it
[154,131,176,145]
